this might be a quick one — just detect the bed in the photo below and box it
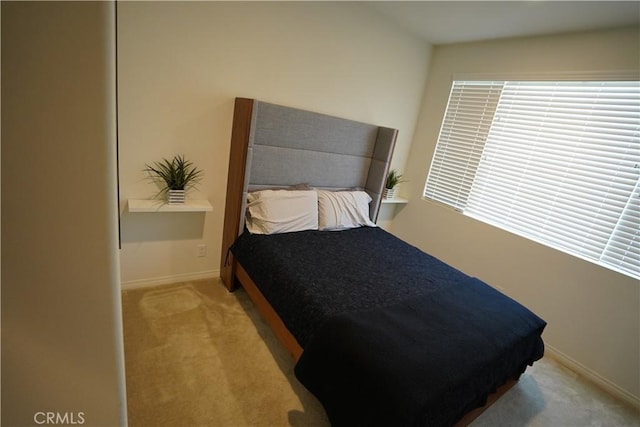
[220,98,546,426]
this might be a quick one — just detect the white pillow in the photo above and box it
[246,190,318,234]
[317,190,376,231]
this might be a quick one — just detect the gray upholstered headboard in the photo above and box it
[241,100,397,230]
[220,98,398,288]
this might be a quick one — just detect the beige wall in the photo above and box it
[394,27,640,403]
[117,2,429,285]
[1,2,127,426]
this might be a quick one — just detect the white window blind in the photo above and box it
[424,80,640,279]
[425,81,503,210]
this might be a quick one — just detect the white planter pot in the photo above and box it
[168,189,186,204]
[383,188,397,199]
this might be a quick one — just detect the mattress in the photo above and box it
[231,226,546,426]
[231,226,473,347]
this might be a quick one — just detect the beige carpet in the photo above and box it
[122,278,328,427]
[123,278,639,427]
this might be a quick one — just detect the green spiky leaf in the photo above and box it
[385,169,406,189]
[144,155,203,197]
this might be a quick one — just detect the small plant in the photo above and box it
[385,169,406,189]
[144,155,203,198]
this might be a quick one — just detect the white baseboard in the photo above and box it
[120,269,219,291]
[545,344,640,410]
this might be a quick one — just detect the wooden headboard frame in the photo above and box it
[220,98,398,290]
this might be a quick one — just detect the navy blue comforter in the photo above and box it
[231,226,546,426]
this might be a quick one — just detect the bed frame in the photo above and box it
[220,97,397,358]
[219,97,514,425]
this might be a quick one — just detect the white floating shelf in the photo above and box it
[381,197,408,204]
[127,199,213,213]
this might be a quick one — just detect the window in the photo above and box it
[424,79,640,279]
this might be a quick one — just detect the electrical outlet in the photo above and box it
[197,244,207,257]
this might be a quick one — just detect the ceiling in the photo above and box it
[368,1,640,45]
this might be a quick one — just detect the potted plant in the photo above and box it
[144,155,203,204]
[384,169,406,199]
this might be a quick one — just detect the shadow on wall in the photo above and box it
[120,211,207,243]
